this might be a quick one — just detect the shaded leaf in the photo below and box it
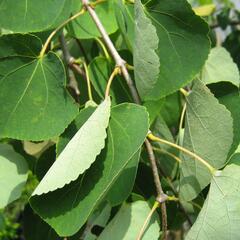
[30,103,149,236]
[0,144,28,209]
[98,201,160,240]
[152,116,178,178]
[180,80,233,201]
[106,150,140,206]
[23,205,60,240]
[88,57,131,104]
[219,91,240,155]
[33,98,111,195]
[114,0,134,51]
[186,155,240,240]
[201,47,240,87]
[0,0,74,33]
[0,34,78,141]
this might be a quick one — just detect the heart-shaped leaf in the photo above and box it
[0,34,78,140]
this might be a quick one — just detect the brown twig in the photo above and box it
[145,139,168,240]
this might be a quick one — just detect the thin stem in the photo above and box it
[180,88,189,97]
[82,0,141,104]
[137,201,160,240]
[95,37,110,60]
[145,140,168,240]
[105,67,121,99]
[126,63,134,71]
[39,8,85,58]
[152,147,182,163]
[148,133,216,174]
[82,62,93,101]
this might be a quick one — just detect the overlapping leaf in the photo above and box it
[0,144,28,209]
[134,0,160,99]
[0,34,78,140]
[33,98,111,195]
[0,0,74,33]
[98,201,161,240]
[134,0,210,100]
[201,47,240,87]
[30,103,149,236]
[186,154,240,240]
[180,80,233,201]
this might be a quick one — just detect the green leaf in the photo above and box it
[33,98,111,195]
[186,156,240,240]
[0,0,74,33]
[106,150,140,206]
[137,0,210,100]
[134,0,160,99]
[67,1,118,39]
[98,201,161,240]
[201,47,240,87]
[0,34,78,141]
[180,80,233,201]
[30,103,149,236]
[0,144,28,209]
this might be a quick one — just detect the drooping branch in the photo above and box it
[81,1,168,238]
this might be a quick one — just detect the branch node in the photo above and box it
[156,194,168,204]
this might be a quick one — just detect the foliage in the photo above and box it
[0,0,239,239]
